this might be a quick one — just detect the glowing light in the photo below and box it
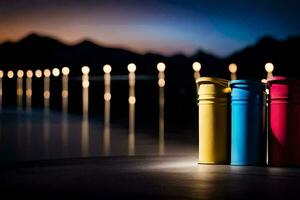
[62,67,70,75]
[35,69,42,78]
[7,70,14,78]
[104,92,111,101]
[192,62,201,72]
[17,70,24,78]
[158,79,165,87]
[128,96,136,104]
[157,62,166,72]
[44,69,51,77]
[127,63,136,73]
[62,90,68,98]
[0,70,3,78]
[103,64,112,73]
[82,80,90,88]
[229,63,237,73]
[261,79,267,84]
[81,66,90,74]
[26,70,33,78]
[17,88,23,96]
[52,68,60,77]
[44,91,50,99]
[265,63,274,73]
[26,89,32,97]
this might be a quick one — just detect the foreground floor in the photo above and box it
[1,156,300,199]
[1,109,300,199]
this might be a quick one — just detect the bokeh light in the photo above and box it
[104,92,111,101]
[26,70,33,78]
[62,67,70,75]
[265,63,274,73]
[52,68,60,77]
[26,89,32,97]
[103,64,112,73]
[81,66,90,74]
[127,63,136,73]
[82,80,90,88]
[44,91,50,99]
[128,96,136,104]
[0,70,3,78]
[44,69,51,77]
[192,62,201,72]
[62,90,68,98]
[35,69,42,78]
[229,63,238,73]
[158,79,165,87]
[7,70,14,78]
[17,70,24,78]
[157,62,166,72]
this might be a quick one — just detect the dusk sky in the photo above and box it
[0,0,300,57]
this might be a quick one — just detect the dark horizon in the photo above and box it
[1,31,299,59]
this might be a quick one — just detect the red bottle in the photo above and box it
[267,77,290,166]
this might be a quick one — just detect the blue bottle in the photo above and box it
[230,80,265,165]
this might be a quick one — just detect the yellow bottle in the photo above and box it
[196,77,230,164]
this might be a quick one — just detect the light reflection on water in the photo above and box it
[128,71,135,156]
[16,76,23,110]
[158,70,165,155]
[0,109,196,162]
[81,115,89,157]
[43,110,50,158]
[43,75,50,112]
[26,75,32,112]
[103,71,111,156]
[0,72,196,162]
[62,112,69,156]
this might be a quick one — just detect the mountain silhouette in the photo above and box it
[226,35,300,78]
[0,33,221,76]
[1,32,299,78]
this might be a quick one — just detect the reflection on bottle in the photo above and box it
[128,63,136,156]
[26,70,33,112]
[43,69,51,112]
[157,63,166,155]
[16,70,24,110]
[103,65,112,156]
[81,66,90,157]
